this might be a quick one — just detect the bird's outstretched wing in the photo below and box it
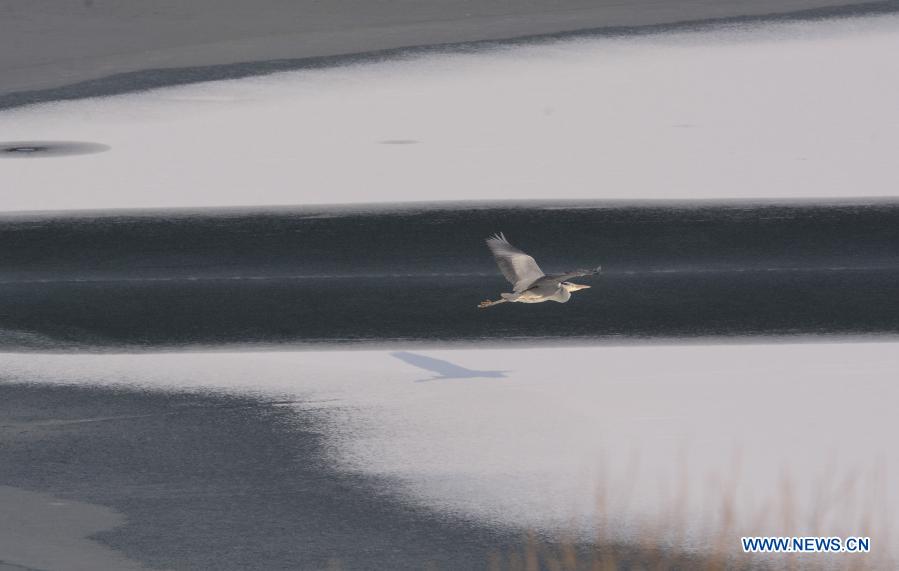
[546,266,603,283]
[485,233,545,292]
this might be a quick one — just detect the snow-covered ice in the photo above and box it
[3,341,896,550]
[1,14,899,211]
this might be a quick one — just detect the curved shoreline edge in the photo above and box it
[2,0,898,111]
[0,485,145,571]
[0,382,515,570]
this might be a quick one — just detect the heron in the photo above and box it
[478,233,601,308]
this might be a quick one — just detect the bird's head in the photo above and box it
[561,282,591,292]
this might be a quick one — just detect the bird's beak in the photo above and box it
[569,283,591,291]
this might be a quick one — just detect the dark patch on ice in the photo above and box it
[3,145,48,155]
[0,382,515,570]
[0,141,109,158]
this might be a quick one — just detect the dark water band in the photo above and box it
[1,200,897,351]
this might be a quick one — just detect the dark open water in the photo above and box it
[1,199,898,351]
[0,382,521,570]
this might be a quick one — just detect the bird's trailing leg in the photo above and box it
[478,298,507,309]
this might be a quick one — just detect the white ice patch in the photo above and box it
[2,342,896,553]
[1,15,899,211]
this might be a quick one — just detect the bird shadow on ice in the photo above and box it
[390,352,510,383]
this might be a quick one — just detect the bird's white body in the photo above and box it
[502,285,572,304]
[479,233,600,308]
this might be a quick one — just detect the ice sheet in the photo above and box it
[3,342,896,552]
[2,15,899,211]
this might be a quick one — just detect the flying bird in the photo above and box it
[479,233,601,308]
